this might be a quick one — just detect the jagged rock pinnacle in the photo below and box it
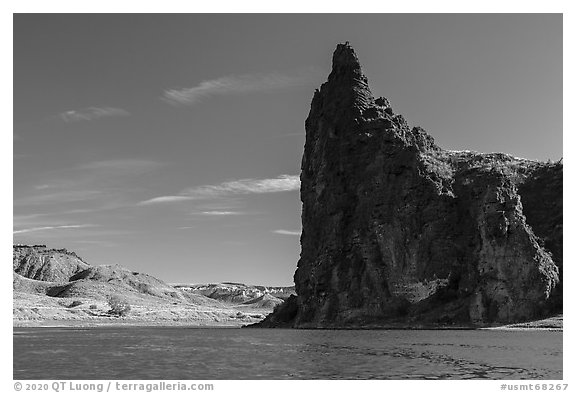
[329,42,363,80]
[312,43,375,120]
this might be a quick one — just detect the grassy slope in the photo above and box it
[13,266,276,327]
[13,289,272,327]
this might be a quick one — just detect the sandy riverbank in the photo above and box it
[481,314,563,331]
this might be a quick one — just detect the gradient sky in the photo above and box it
[13,14,562,286]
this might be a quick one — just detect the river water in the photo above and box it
[13,327,562,379]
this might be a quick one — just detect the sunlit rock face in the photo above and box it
[258,43,561,328]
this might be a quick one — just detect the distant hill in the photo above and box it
[12,245,286,327]
[12,246,223,306]
[173,282,296,305]
[240,293,284,309]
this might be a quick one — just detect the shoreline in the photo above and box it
[14,314,563,331]
[12,316,252,329]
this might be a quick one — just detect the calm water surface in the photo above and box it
[13,327,562,379]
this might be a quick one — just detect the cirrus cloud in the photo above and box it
[162,69,320,106]
[139,174,300,206]
[272,229,301,236]
[13,224,96,235]
[200,211,243,216]
[59,107,130,122]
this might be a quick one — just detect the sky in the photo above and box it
[13,14,562,286]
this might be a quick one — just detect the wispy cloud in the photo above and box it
[139,174,300,205]
[141,196,193,205]
[13,224,95,235]
[162,69,320,105]
[200,211,243,216]
[59,107,130,122]
[182,175,299,195]
[272,229,301,236]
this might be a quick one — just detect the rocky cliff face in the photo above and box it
[13,245,90,283]
[259,43,562,328]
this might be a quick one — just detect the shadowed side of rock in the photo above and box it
[517,162,563,311]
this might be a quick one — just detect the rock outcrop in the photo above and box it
[258,43,562,328]
[13,245,90,283]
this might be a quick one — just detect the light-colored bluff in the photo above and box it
[256,43,562,328]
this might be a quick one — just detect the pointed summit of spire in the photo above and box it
[329,42,363,79]
[316,42,374,116]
